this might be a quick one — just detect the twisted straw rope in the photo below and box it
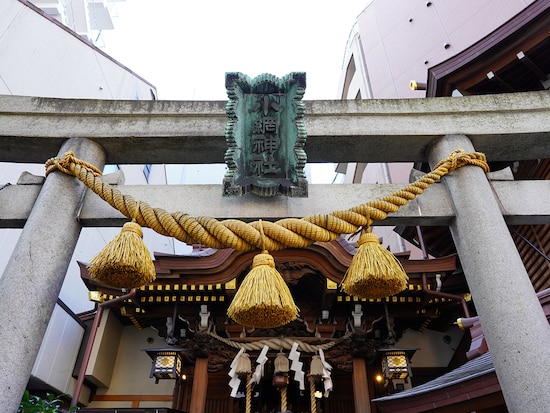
[207,330,350,353]
[309,376,318,413]
[45,149,488,251]
[246,374,252,413]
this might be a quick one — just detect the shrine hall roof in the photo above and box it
[373,352,495,404]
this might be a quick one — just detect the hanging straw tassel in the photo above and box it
[236,352,252,378]
[309,355,324,381]
[274,352,290,375]
[87,218,156,289]
[273,352,290,389]
[274,352,290,411]
[227,250,298,328]
[341,231,408,299]
[227,221,299,328]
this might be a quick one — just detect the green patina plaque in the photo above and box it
[223,72,308,197]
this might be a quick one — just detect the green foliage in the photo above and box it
[18,390,77,413]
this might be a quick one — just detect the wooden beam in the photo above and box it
[189,357,209,413]
[353,358,372,413]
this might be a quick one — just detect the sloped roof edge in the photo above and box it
[373,352,495,403]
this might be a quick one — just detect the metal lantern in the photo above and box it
[377,348,418,380]
[144,348,183,383]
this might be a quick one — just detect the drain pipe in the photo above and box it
[71,288,137,407]
[421,273,470,318]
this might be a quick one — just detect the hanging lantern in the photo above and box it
[377,348,418,380]
[143,348,184,384]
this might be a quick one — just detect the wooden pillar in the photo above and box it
[0,138,105,412]
[428,135,550,413]
[189,357,209,413]
[353,358,372,413]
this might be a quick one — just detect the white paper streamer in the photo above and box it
[228,348,246,397]
[289,342,305,390]
[229,375,241,397]
[323,377,333,397]
[250,345,269,386]
[318,348,333,397]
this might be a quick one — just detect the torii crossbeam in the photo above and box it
[0,91,549,412]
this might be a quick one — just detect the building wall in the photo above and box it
[89,325,174,408]
[0,0,164,399]
[0,1,153,100]
[355,0,536,99]
[31,304,85,393]
[337,0,537,258]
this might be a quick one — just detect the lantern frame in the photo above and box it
[377,348,418,381]
[143,348,184,383]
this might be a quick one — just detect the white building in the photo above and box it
[336,0,539,258]
[0,0,171,401]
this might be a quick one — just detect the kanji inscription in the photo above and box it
[223,72,308,197]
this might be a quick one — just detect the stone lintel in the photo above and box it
[1,181,549,228]
[1,91,550,164]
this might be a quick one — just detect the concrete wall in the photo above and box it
[354,0,536,99]
[337,0,537,258]
[87,309,122,388]
[0,0,162,400]
[89,325,174,408]
[0,1,154,99]
[31,304,85,394]
[398,327,464,368]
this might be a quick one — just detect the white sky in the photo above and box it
[100,0,366,101]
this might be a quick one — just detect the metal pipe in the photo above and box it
[415,225,470,317]
[422,273,470,318]
[71,288,137,407]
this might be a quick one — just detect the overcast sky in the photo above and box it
[100,1,366,101]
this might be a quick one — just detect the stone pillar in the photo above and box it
[352,358,372,413]
[428,135,550,413]
[0,138,105,411]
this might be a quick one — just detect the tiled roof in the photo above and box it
[373,352,494,402]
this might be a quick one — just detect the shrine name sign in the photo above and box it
[223,72,308,197]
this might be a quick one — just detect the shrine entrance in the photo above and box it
[174,368,354,413]
[2,92,550,413]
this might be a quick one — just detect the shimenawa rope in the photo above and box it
[45,149,488,252]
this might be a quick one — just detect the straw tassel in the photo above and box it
[274,352,290,375]
[87,219,156,289]
[236,352,252,378]
[227,250,298,328]
[309,355,324,380]
[227,221,299,328]
[341,231,408,299]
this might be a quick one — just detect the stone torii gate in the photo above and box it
[1,91,550,412]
